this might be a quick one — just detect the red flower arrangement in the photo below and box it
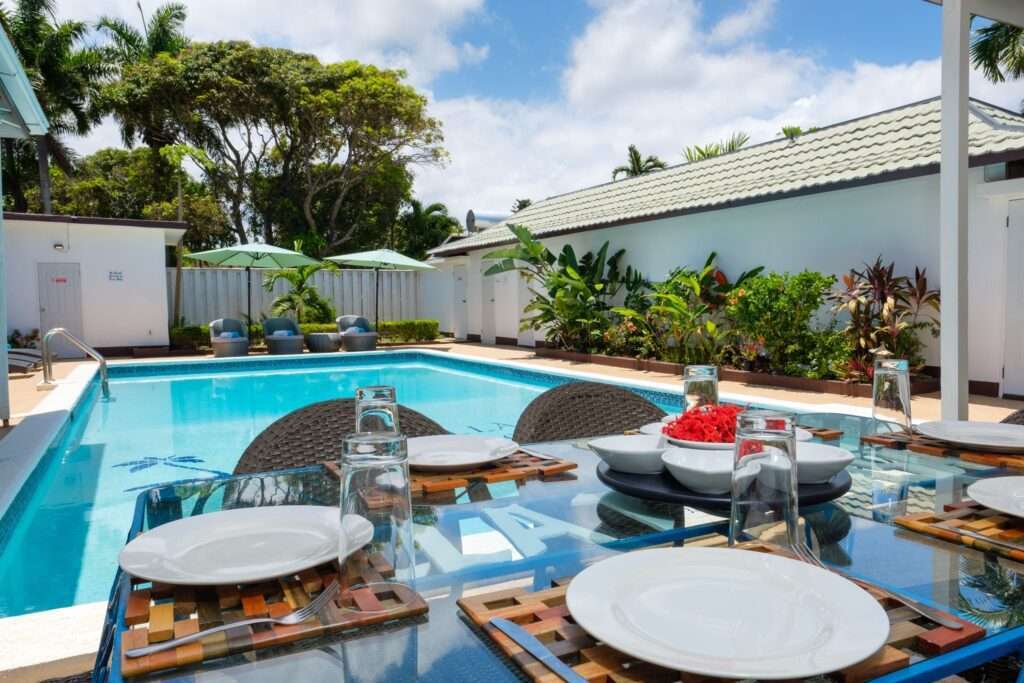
[663,404,744,444]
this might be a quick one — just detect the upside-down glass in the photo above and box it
[682,365,719,413]
[873,358,912,433]
[339,432,415,592]
[355,385,401,434]
[728,410,799,549]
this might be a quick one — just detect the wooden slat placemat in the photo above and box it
[799,425,844,441]
[120,550,427,678]
[458,542,983,683]
[862,431,1024,470]
[325,450,577,503]
[895,501,1024,562]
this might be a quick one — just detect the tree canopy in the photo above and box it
[2,1,454,260]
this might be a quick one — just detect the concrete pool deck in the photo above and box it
[1,342,1022,680]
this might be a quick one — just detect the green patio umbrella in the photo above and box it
[325,249,435,329]
[186,243,321,324]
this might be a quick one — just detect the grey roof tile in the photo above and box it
[435,97,1024,255]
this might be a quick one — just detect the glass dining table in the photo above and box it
[93,413,1024,682]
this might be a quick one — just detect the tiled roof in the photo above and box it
[434,97,1024,255]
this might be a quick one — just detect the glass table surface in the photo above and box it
[95,413,1024,682]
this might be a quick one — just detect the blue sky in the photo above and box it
[432,1,945,103]
[68,0,1024,219]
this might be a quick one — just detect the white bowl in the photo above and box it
[797,443,855,484]
[661,447,733,494]
[589,434,669,474]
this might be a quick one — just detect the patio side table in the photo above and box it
[307,332,342,353]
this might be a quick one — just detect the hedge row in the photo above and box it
[169,319,440,349]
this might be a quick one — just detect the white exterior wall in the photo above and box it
[5,219,173,348]
[455,168,1024,389]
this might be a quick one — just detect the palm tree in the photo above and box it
[0,0,109,210]
[97,2,189,149]
[971,22,1024,84]
[612,144,667,180]
[394,199,460,259]
[683,132,750,162]
[263,262,336,324]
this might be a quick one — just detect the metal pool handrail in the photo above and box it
[41,327,110,398]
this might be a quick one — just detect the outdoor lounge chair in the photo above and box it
[8,348,42,361]
[7,355,39,374]
[209,318,249,358]
[263,318,304,355]
[336,315,378,352]
[233,397,449,474]
[512,380,667,443]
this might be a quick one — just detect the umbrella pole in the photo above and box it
[375,266,380,330]
[246,266,252,329]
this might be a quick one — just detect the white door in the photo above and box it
[1005,200,1024,395]
[37,262,85,358]
[452,265,468,340]
[481,266,496,344]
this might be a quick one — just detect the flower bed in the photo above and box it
[534,346,941,397]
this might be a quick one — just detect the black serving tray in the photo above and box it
[596,463,852,511]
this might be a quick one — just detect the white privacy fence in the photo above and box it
[167,267,420,325]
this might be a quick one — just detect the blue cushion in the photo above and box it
[344,326,366,335]
[218,331,239,339]
[272,330,293,337]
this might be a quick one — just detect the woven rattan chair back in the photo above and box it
[512,381,667,444]
[234,398,449,474]
[1001,409,1024,426]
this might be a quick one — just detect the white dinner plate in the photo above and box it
[407,435,518,472]
[118,506,373,585]
[967,476,1024,518]
[917,420,1024,453]
[566,547,889,680]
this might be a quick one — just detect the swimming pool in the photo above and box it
[0,351,689,618]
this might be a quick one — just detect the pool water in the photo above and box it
[0,352,681,617]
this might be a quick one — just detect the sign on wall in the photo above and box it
[108,271,124,282]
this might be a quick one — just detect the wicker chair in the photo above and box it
[512,381,667,444]
[209,318,249,358]
[1002,410,1024,426]
[233,398,449,474]
[263,317,304,355]
[336,315,378,352]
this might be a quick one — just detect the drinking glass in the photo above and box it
[339,432,415,596]
[682,365,718,413]
[354,385,401,434]
[873,358,912,433]
[729,410,799,549]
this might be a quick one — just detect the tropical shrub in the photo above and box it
[377,319,440,341]
[484,225,638,352]
[263,263,337,324]
[829,258,940,379]
[7,328,40,348]
[726,271,839,377]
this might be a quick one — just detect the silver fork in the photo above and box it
[125,580,341,658]
[792,542,963,630]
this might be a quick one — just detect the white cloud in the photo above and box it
[709,0,776,46]
[60,0,487,86]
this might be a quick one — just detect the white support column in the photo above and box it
[0,149,8,426]
[939,0,970,420]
